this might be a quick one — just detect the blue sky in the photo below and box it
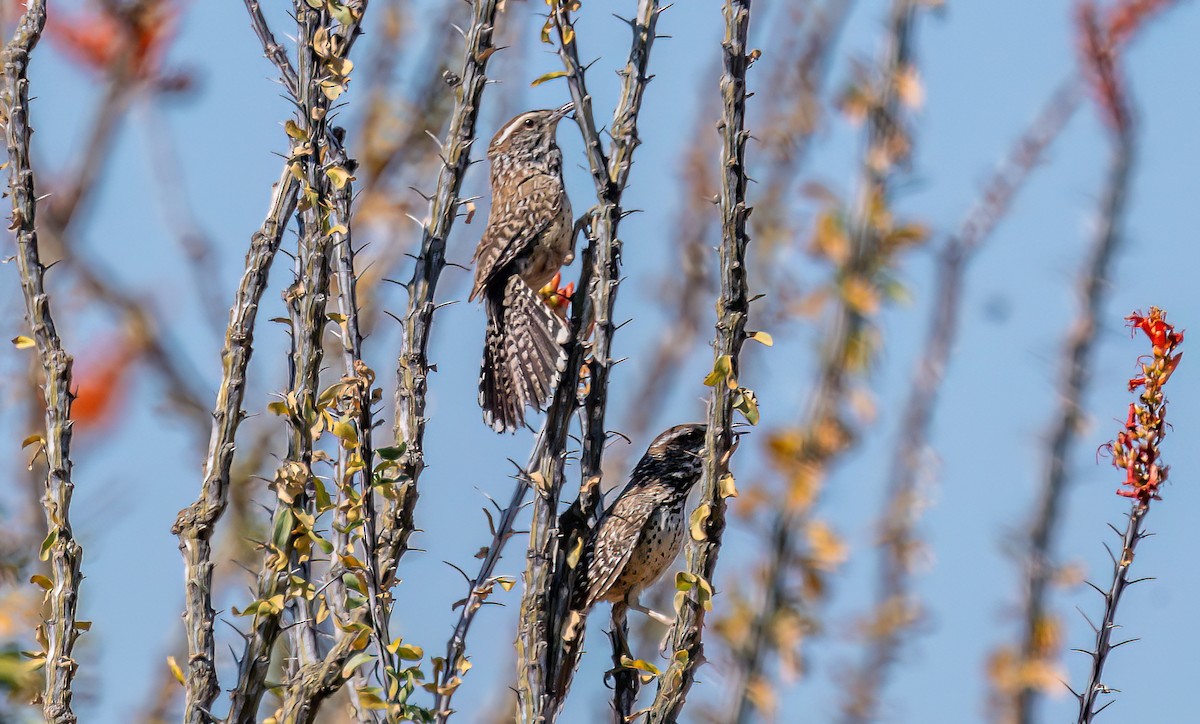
[3,1,1199,722]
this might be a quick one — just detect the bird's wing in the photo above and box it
[583,484,670,608]
[471,174,564,300]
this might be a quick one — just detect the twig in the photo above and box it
[267,3,501,720]
[1012,42,1136,724]
[2,4,82,722]
[841,79,1081,724]
[1073,308,1180,723]
[514,1,664,719]
[646,1,752,719]
[727,2,921,721]
[226,1,351,719]
[385,0,501,589]
[170,14,303,721]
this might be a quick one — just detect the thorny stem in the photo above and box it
[1014,107,1135,724]
[729,2,920,721]
[2,3,82,722]
[171,2,307,720]
[842,79,1081,723]
[1073,307,1180,722]
[432,264,597,719]
[646,0,752,720]
[173,165,299,723]
[268,3,502,720]
[1075,503,1149,723]
[386,0,501,589]
[514,1,663,719]
[227,2,349,719]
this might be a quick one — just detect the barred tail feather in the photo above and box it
[480,293,525,433]
[502,275,568,412]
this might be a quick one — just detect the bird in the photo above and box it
[580,423,709,625]
[471,103,577,433]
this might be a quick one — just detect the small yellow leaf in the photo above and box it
[530,70,568,87]
[689,503,711,542]
[718,472,738,499]
[395,643,424,660]
[29,574,52,590]
[496,576,516,592]
[167,656,185,685]
[21,434,44,449]
[566,535,584,569]
[748,330,774,347]
[11,335,34,349]
[326,57,354,78]
[326,166,355,189]
[284,119,307,140]
[331,418,359,448]
[703,354,735,388]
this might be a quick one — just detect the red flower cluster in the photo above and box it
[538,271,576,320]
[1105,308,1182,503]
[48,0,179,82]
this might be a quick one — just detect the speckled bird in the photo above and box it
[581,423,709,623]
[471,103,576,433]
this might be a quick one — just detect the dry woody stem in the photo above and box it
[729,2,921,721]
[843,78,1080,722]
[2,3,83,721]
[512,1,663,720]
[388,0,501,584]
[1072,308,1181,723]
[647,0,751,718]
[1012,39,1136,724]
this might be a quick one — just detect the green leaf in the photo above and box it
[342,651,375,679]
[377,444,406,461]
[38,528,57,561]
[272,507,295,551]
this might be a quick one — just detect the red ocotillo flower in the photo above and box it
[1103,307,1182,503]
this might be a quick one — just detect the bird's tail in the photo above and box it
[479,276,569,433]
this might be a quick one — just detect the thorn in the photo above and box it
[606,430,631,446]
[443,560,471,585]
[1075,606,1098,633]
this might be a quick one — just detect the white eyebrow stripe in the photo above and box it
[492,112,538,148]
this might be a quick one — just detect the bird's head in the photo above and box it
[636,423,709,492]
[488,103,574,162]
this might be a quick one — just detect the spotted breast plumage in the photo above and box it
[471,103,576,433]
[581,423,709,622]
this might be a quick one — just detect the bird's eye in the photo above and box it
[524,118,536,128]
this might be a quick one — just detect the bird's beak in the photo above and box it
[550,101,575,122]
